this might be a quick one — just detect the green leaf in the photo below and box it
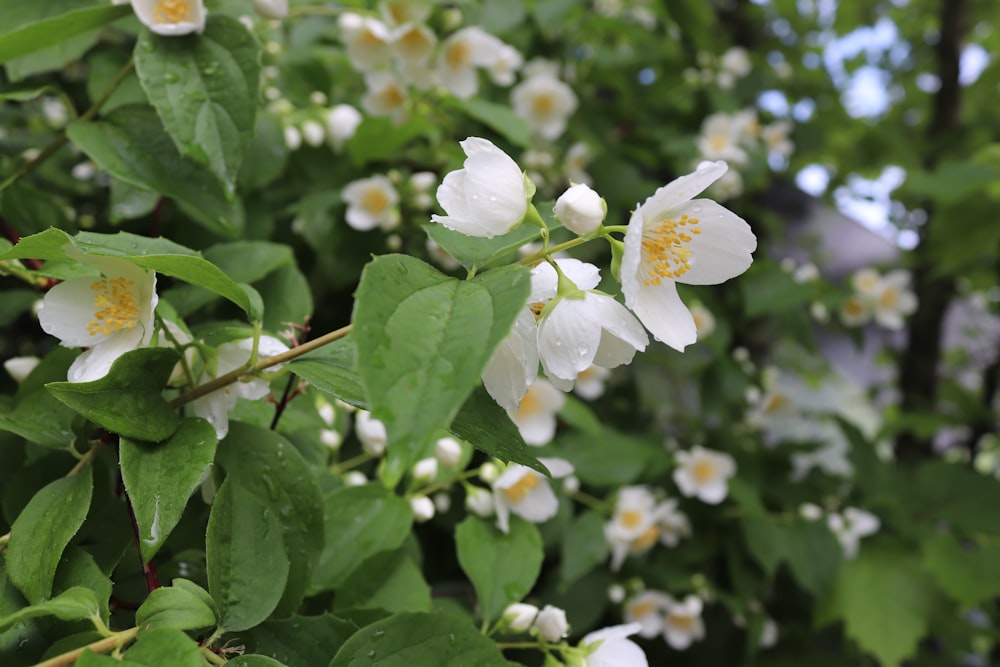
[922,533,1000,607]
[228,657,287,667]
[216,422,324,616]
[553,428,660,486]
[66,105,242,237]
[76,651,122,666]
[53,548,112,624]
[0,387,78,448]
[239,613,356,667]
[347,116,427,166]
[123,627,202,666]
[452,98,531,148]
[135,585,217,632]
[449,387,547,473]
[289,339,367,407]
[46,347,180,442]
[455,516,543,624]
[911,462,1000,536]
[353,255,530,485]
[171,579,219,620]
[0,288,36,326]
[0,587,99,633]
[328,611,510,667]
[423,222,542,272]
[135,15,260,193]
[120,417,218,563]
[560,511,608,587]
[206,478,289,632]
[7,467,93,604]
[334,550,431,614]
[0,4,130,65]
[742,516,786,577]
[818,546,934,667]
[312,485,412,592]
[784,520,841,596]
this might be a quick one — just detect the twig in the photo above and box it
[33,627,139,667]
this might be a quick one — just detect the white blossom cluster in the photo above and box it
[839,267,918,330]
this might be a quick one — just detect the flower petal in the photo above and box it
[625,279,697,352]
[39,277,113,348]
[638,162,728,224]
[461,151,527,229]
[537,298,601,382]
[66,326,146,383]
[673,200,756,285]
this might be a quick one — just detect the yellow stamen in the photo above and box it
[87,277,139,336]
[361,188,389,215]
[691,459,716,484]
[632,525,659,552]
[516,386,541,417]
[446,41,471,69]
[641,215,700,285]
[153,0,194,24]
[620,509,643,530]
[629,600,657,619]
[505,474,541,504]
[667,613,696,632]
[532,94,555,117]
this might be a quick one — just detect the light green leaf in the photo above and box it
[66,106,242,237]
[227,657,287,667]
[553,428,661,486]
[123,627,202,666]
[7,468,93,604]
[121,417,218,563]
[818,546,934,667]
[0,4,129,65]
[452,98,531,148]
[334,550,431,615]
[135,585,217,632]
[455,516,543,624]
[216,422,324,616]
[0,587,99,633]
[353,255,530,486]
[53,548,112,624]
[423,222,543,272]
[135,15,260,192]
[312,484,412,592]
[239,613,356,666]
[46,347,180,443]
[922,533,1000,607]
[288,339,367,407]
[560,511,608,586]
[207,478,289,632]
[742,516,786,578]
[328,612,510,667]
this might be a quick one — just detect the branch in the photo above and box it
[34,627,139,667]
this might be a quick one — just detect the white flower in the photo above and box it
[799,502,824,521]
[379,0,432,27]
[511,74,578,140]
[482,309,538,412]
[760,618,779,648]
[690,303,716,339]
[554,183,606,236]
[654,498,691,547]
[663,595,705,650]
[621,161,757,352]
[129,0,206,36]
[533,604,569,642]
[624,591,671,638]
[673,446,736,504]
[489,44,524,86]
[708,168,744,202]
[4,356,39,383]
[492,457,573,533]
[720,47,751,77]
[320,429,342,450]
[431,137,532,238]
[190,336,289,439]
[412,457,438,483]
[253,0,287,20]
[564,142,593,185]
[573,364,610,400]
[839,294,872,326]
[436,27,504,98]
[465,486,495,517]
[339,13,392,71]
[761,121,794,158]
[326,104,363,151]
[828,507,880,559]
[390,22,437,64]
[39,256,158,383]
[604,486,659,571]
[354,410,388,456]
[342,175,400,231]
[852,268,882,296]
[434,436,463,467]
[283,125,302,151]
[872,270,917,330]
[410,495,435,522]
[580,623,649,667]
[361,71,409,123]
[301,120,325,148]
[502,603,539,632]
[344,471,368,486]
[696,114,748,166]
[507,378,564,446]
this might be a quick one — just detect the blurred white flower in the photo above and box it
[872,269,917,330]
[437,27,503,98]
[621,161,756,352]
[326,104,363,151]
[564,142,593,185]
[828,507,880,559]
[465,485,495,517]
[761,121,794,158]
[492,457,573,533]
[129,0,206,36]
[573,364,611,400]
[344,471,368,486]
[839,294,873,327]
[339,13,392,71]
[301,120,326,147]
[354,410,388,456]
[533,604,569,642]
[690,303,716,339]
[579,623,649,667]
[697,114,748,166]
[507,378,564,446]
[39,256,157,383]
[390,22,437,65]
[625,590,672,638]
[361,71,409,123]
[673,446,736,504]
[511,74,578,140]
[720,47,752,77]
[342,175,400,231]
[253,0,287,20]
[379,0,432,27]
[663,595,705,650]
[431,137,532,238]
[4,356,39,383]
[489,44,524,86]
[412,457,438,483]
[410,495,435,522]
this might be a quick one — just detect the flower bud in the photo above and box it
[320,429,343,451]
[301,120,326,147]
[253,0,288,20]
[465,486,494,517]
[4,356,39,383]
[434,436,463,467]
[354,410,387,456]
[410,495,435,523]
[413,457,439,483]
[533,605,569,642]
[554,183,606,236]
[344,471,368,486]
[502,603,539,632]
[326,104,363,151]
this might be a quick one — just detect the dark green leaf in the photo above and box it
[784,520,841,596]
[135,15,260,192]
[922,533,1000,607]
[560,511,608,587]
[334,550,431,614]
[136,585,217,632]
[238,613,356,667]
[207,478,289,632]
[123,627,202,666]
[46,347,180,442]
[353,256,530,485]
[121,418,218,562]
[7,468,93,604]
[455,516,543,624]
[0,4,130,65]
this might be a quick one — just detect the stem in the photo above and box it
[411,468,481,498]
[34,627,139,667]
[200,647,227,666]
[67,441,103,477]
[329,451,378,475]
[496,641,545,650]
[517,237,588,267]
[0,56,135,197]
[171,324,352,408]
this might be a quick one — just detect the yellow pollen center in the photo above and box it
[641,214,701,286]
[380,85,406,108]
[505,474,541,504]
[879,289,898,309]
[710,135,728,151]
[446,42,471,69]
[361,27,384,47]
[87,277,139,336]
[764,393,788,413]
[667,613,696,632]
[532,94,555,117]
[692,459,716,484]
[517,387,542,417]
[362,188,389,215]
[629,600,656,618]
[632,525,659,551]
[400,30,426,51]
[620,509,643,529]
[843,297,865,316]
[153,0,194,23]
